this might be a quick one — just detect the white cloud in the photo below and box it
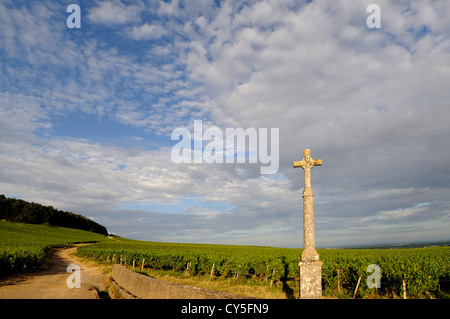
[362,205,429,223]
[88,1,143,25]
[129,23,167,40]
[157,0,180,17]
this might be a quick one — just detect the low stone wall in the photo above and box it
[111,264,256,299]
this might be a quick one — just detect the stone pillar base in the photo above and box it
[299,260,322,299]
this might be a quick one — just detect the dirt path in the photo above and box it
[0,246,106,299]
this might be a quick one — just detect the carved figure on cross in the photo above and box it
[293,148,322,191]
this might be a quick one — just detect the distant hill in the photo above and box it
[0,194,108,235]
[325,240,450,249]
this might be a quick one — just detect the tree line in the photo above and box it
[0,194,108,235]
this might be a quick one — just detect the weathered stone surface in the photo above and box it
[294,149,322,299]
[299,261,323,299]
[111,264,255,299]
[301,192,319,262]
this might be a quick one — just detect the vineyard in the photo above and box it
[0,220,108,276]
[76,237,450,299]
[1,219,449,299]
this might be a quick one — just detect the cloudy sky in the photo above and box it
[1,0,449,248]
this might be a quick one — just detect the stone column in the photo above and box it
[293,149,322,299]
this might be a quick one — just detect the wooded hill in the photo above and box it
[0,194,108,235]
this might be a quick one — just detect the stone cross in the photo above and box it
[293,148,322,299]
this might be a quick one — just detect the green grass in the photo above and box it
[0,220,109,275]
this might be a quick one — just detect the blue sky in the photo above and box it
[1,0,450,247]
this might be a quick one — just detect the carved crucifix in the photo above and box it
[293,148,322,193]
[293,148,323,298]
